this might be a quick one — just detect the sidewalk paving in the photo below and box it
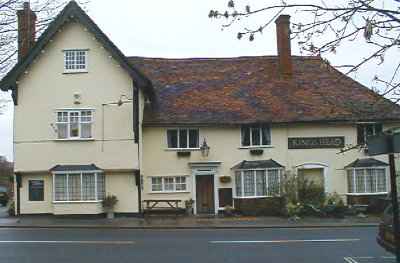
[0,214,382,229]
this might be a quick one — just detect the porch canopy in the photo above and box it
[345,158,388,168]
[49,164,103,172]
[232,159,284,170]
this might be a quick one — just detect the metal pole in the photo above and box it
[389,153,400,263]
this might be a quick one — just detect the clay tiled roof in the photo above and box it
[128,56,400,125]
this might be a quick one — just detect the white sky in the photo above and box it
[0,0,398,161]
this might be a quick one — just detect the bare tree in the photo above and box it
[209,0,400,102]
[0,0,89,113]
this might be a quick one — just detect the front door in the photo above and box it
[196,175,214,214]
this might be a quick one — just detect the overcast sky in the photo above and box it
[0,0,398,161]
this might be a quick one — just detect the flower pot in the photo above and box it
[219,176,231,183]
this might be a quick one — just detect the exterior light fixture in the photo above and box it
[117,94,130,107]
[200,138,210,157]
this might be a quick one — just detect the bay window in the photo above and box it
[347,167,388,194]
[235,169,282,198]
[56,110,93,139]
[151,176,187,192]
[53,172,105,202]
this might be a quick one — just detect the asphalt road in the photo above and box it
[0,227,394,263]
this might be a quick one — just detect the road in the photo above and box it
[0,227,394,263]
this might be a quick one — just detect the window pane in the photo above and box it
[347,170,354,193]
[366,125,374,138]
[81,123,92,138]
[261,126,271,145]
[179,129,187,148]
[243,170,255,196]
[97,173,105,200]
[70,112,80,137]
[167,130,178,148]
[189,129,199,148]
[357,125,365,145]
[251,127,260,146]
[256,170,266,196]
[164,177,174,191]
[151,177,162,192]
[267,170,280,196]
[355,170,365,193]
[29,180,44,201]
[375,124,383,135]
[82,173,95,200]
[377,169,387,192]
[175,176,186,191]
[68,173,81,201]
[54,174,67,201]
[241,127,250,146]
[57,123,68,139]
[366,169,377,193]
[235,171,242,197]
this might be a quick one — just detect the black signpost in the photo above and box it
[368,133,400,263]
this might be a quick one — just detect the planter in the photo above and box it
[250,149,264,155]
[219,176,231,183]
[107,211,115,219]
[177,151,191,157]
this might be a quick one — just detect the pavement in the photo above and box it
[0,227,393,263]
[0,213,382,229]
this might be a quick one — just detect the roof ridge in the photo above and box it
[128,55,321,61]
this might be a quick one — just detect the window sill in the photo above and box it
[238,146,274,149]
[63,70,88,75]
[234,195,279,199]
[165,148,200,152]
[54,138,95,142]
[346,192,388,196]
[52,200,102,204]
[149,191,190,194]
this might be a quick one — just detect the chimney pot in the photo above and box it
[275,15,292,78]
[17,2,36,61]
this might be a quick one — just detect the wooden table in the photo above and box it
[143,199,183,216]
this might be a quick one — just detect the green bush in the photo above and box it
[8,201,15,216]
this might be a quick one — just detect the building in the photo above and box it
[1,1,400,216]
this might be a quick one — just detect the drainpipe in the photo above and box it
[133,83,142,215]
[15,173,22,216]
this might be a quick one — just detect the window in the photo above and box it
[241,125,271,147]
[64,50,88,72]
[347,168,387,194]
[53,172,105,202]
[29,180,44,201]
[151,176,187,192]
[56,110,93,139]
[357,123,382,145]
[234,169,282,198]
[167,129,199,149]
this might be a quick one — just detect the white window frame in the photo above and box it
[346,166,389,195]
[52,171,105,203]
[240,125,271,148]
[55,109,94,140]
[150,176,188,193]
[234,168,283,198]
[166,128,200,150]
[357,123,382,145]
[63,49,89,73]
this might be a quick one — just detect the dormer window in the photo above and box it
[64,49,88,73]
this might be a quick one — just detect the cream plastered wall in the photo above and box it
[142,123,398,204]
[19,172,138,214]
[14,21,140,172]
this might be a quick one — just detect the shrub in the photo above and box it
[8,201,15,216]
[102,195,118,210]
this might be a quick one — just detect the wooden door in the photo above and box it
[196,175,214,214]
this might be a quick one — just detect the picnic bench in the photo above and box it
[143,199,185,216]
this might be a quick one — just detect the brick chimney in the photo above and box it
[17,2,36,61]
[275,15,292,78]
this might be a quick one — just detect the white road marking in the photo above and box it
[0,240,135,245]
[209,238,360,244]
[344,257,358,263]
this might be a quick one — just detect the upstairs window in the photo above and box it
[64,49,88,73]
[167,128,199,149]
[241,125,271,147]
[56,110,93,139]
[357,123,382,145]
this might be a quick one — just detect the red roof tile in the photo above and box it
[128,56,400,125]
